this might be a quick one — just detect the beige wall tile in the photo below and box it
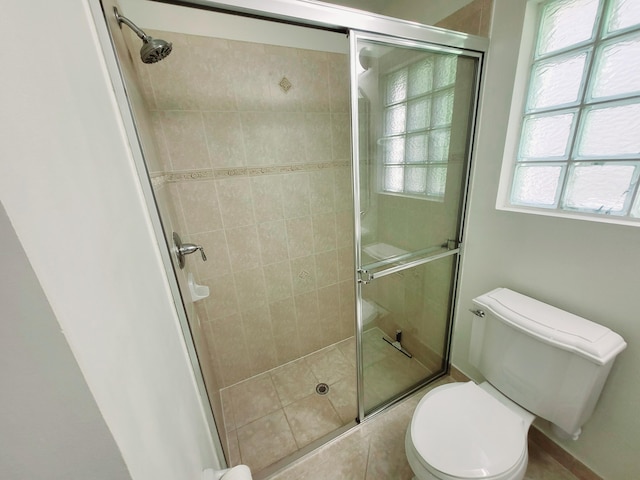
[269,297,302,364]
[331,113,351,161]
[181,49,237,111]
[241,308,279,375]
[191,229,231,279]
[298,56,331,113]
[295,291,323,355]
[308,169,336,214]
[318,284,341,320]
[290,255,317,295]
[158,110,210,171]
[175,180,223,234]
[333,165,353,210]
[286,216,314,259]
[336,210,354,248]
[281,173,311,219]
[240,112,306,165]
[263,261,293,303]
[145,30,354,388]
[314,250,339,288]
[303,114,334,164]
[216,177,255,228]
[312,213,337,253]
[257,220,289,265]
[210,314,253,386]
[202,111,246,169]
[201,274,239,320]
[234,267,268,312]
[226,225,261,271]
[148,110,171,172]
[328,53,350,114]
[251,175,284,222]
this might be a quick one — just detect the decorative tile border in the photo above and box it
[149,161,350,187]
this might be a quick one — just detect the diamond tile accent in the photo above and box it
[279,76,293,93]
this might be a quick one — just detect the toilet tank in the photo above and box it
[469,288,626,439]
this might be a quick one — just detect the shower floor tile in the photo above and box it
[236,410,298,473]
[220,330,433,475]
[283,394,343,448]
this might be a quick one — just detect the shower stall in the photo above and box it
[97,0,486,476]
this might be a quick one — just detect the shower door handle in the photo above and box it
[173,232,207,269]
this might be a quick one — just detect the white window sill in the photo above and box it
[495,204,640,228]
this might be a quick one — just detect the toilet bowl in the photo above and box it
[405,288,626,480]
[405,382,533,480]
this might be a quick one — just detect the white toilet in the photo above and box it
[406,288,627,480]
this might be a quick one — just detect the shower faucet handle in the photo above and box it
[173,232,207,269]
[180,243,207,261]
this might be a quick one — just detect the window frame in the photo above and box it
[497,0,640,226]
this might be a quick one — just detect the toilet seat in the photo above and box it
[409,382,530,479]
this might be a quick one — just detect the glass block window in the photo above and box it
[381,54,457,199]
[510,0,640,219]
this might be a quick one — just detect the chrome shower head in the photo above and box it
[114,7,172,64]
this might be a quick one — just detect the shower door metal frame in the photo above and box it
[349,30,485,422]
[91,0,487,470]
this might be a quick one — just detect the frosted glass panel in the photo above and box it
[632,190,640,217]
[406,134,428,163]
[590,34,640,99]
[578,102,640,157]
[408,59,434,97]
[537,0,599,56]
[407,98,431,131]
[434,55,458,88]
[384,166,404,192]
[386,68,408,105]
[520,113,574,159]
[429,129,450,162]
[406,166,427,194]
[528,52,587,110]
[563,163,636,213]
[426,167,447,197]
[384,104,406,135]
[512,165,563,206]
[432,90,454,127]
[383,137,405,164]
[607,0,640,33]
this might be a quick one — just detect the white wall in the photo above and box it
[0,203,131,480]
[453,1,640,478]
[0,1,220,480]
[383,0,475,24]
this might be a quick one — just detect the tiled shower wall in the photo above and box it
[132,30,355,389]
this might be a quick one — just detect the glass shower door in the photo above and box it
[350,31,481,417]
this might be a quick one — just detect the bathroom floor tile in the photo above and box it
[237,410,298,473]
[227,372,282,428]
[265,377,585,480]
[525,439,578,480]
[284,393,343,448]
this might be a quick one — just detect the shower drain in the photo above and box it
[315,383,329,395]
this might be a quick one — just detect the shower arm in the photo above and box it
[114,8,151,43]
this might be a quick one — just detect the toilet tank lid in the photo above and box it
[473,288,627,365]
